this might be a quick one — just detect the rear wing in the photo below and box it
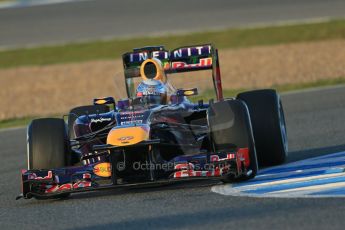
[122,44,223,100]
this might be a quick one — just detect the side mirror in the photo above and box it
[93,97,116,110]
[176,88,198,97]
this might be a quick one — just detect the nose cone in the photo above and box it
[107,126,149,146]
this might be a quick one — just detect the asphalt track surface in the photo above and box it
[1,85,345,229]
[1,0,345,48]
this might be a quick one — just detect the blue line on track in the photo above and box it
[212,151,345,197]
[261,160,345,174]
[243,175,345,194]
[311,186,345,196]
[232,168,344,187]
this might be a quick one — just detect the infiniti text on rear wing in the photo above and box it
[122,44,223,100]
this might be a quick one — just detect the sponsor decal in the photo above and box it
[130,50,169,63]
[237,148,250,167]
[120,120,143,125]
[95,99,107,104]
[28,171,53,180]
[171,45,212,58]
[174,163,195,170]
[143,86,160,95]
[107,126,149,146]
[171,57,212,69]
[119,111,145,124]
[210,153,235,162]
[173,163,225,178]
[45,181,92,193]
[91,117,112,123]
[128,45,212,65]
[117,136,134,142]
[174,169,222,178]
[184,90,195,96]
[83,173,92,179]
[120,111,145,115]
[93,162,111,177]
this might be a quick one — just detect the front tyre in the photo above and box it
[27,118,71,199]
[237,89,288,166]
[27,118,70,169]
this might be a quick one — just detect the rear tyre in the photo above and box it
[27,118,71,199]
[68,105,109,139]
[237,89,288,167]
[208,99,258,182]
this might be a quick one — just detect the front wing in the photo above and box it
[17,148,250,199]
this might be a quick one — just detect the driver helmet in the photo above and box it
[136,79,167,105]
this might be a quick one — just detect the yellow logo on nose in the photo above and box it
[107,126,149,146]
[93,162,111,177]
[117,136,134,142]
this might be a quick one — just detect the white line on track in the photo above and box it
[212,151,345,198]
[269,181,345,195]
[235,172,345,189]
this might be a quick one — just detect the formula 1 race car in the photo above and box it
[18,44,288,199]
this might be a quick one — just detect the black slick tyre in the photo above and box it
[27,118,70,170]
[237,89,288,167]
[27,118,71,199]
